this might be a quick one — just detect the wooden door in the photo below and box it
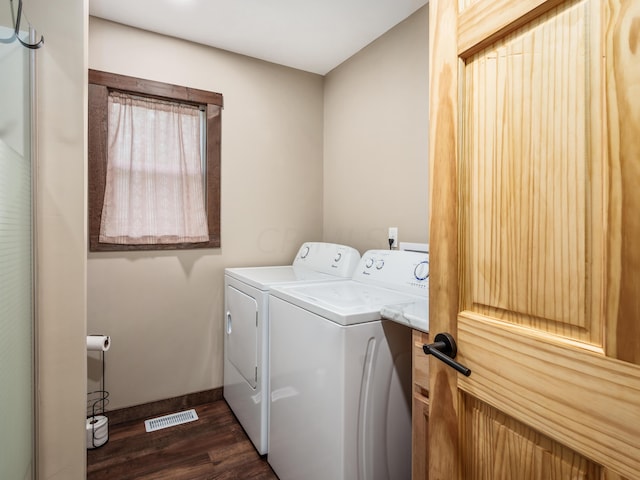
[428,0,640,479]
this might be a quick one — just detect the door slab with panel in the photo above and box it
[428,0,640,478]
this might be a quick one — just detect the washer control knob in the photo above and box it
[300,245,310,258]
[375,259,385,270]
[365,258,374,268]
[334,252,342,263]
[414,260,429,280]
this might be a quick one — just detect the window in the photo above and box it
[88,69,223,251]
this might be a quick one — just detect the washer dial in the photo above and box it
[414,260,429,280]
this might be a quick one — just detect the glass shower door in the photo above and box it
[0,6,35,479]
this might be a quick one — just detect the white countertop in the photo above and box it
[380,299,429,333]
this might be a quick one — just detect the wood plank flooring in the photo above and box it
[87,399,278,480]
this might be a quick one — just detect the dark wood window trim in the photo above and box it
[88,69,223,251]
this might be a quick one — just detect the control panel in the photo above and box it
[353,249,429,295]
[293,242,361,278]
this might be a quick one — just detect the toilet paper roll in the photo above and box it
[86,415,109,449]
[87,335,110,352]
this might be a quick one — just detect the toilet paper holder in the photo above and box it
[87,334,110,449]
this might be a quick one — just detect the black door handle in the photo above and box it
[423,332,471,376]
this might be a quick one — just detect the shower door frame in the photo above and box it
[0,21,38,480]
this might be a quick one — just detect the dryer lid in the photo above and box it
[225,266,341,291]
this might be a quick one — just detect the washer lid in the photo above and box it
[269,280,427,326]
[225,266,342,291]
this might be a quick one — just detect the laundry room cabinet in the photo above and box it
[412,329,430,480]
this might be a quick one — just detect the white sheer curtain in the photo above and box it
[100,91,209,244]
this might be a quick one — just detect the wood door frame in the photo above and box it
[428,0,461,477]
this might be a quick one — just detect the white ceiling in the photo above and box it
[89,0,428,75]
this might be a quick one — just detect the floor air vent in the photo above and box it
[144,409,199,433]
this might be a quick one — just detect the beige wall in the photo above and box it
[86,5,429,411]
[30,0,88,478]
[88,17,325,409]
[323,6,430,254]
[17,4,428,477]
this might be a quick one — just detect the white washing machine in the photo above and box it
[223,242,360,455]
[268,249,429,480]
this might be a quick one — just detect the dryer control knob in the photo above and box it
[375,259,385,270]
[365,258,374,268]
[300,246,310,258]
[334,252,342,263]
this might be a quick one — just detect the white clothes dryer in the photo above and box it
[268,249,429,480]
[223,242,360,455]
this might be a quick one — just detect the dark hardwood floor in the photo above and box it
[87,399,278,480]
